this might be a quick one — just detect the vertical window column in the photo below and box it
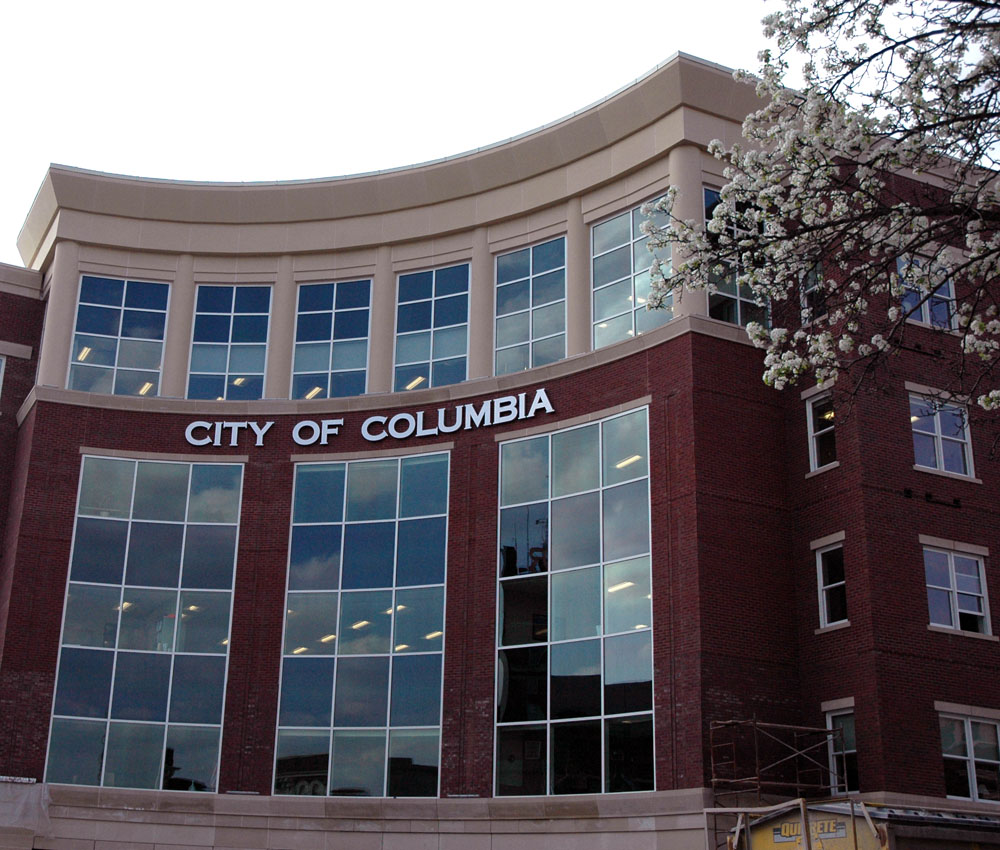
[394,265,469,392]
[496,408,654,795]
[47,457,243,791]
[274,453,449,797]
[188,285,271,400]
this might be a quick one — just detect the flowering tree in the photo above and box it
[643,0,1000,407]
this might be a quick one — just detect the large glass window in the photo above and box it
[898,256,955,328]
[394,265,468,391]
[47,457,243,790]
[274,453,449,797]
[69,275,169,397]
[941,713,1000,801]
[188,285,271,400]
[592,206,671,349]
[496,409,654,795]
[703,189,767,328]
[924,546,990,634]
[495,238,566,375]
[910,394,973,477]
[293,280,370,400]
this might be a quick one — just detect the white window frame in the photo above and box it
[826,708,858,794]
[939,712,1000,802]
[0,354,5,402]
[909,393,974,478]
[816,543,848,628]
[923,544,991,635]
[897,255,956,329]
[806,394,837,472]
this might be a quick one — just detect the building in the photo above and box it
[0,52,999,850]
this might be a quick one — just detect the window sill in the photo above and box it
[905,318,960,335]
[913,465,981,484]
[928,624,998,641]
[806,461,840,479]
[815,621,850,635]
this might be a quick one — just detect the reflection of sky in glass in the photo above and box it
[501,437,548,506]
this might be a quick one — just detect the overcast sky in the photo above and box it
[1,0,774,268]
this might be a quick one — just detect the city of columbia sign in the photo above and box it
[184,387,555,448]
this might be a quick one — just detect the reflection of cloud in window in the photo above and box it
[188,486,238,522]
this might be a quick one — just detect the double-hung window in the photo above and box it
[807,394,837,471]
[827,710,858,793]
[592,203,671,349]
[188,285,271,400]
[69,275,169,397]
[292,280,370,399]
[940,713,1000,801]
[495,238,566,375]
[817,543,848,628]
[704,189,766,328]
[910,394,973,477]
[898,256,955,328]
[924,545,990,634]
[394,265,468,391]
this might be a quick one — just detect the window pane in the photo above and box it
[54,647,113,718]
[396,518,446,586]
[117,339,162,370]
[924,550,951,587]
[822,547,845,585]
[550,640,601,719]
[176,591,230,653]
[594,313,632,348]
[593,214,630,255]
[288,525,341,590]
[71,518,129,584]
[182,525,238,590]
[604,631,652,715]
[117,588,177,652]
[433,325,466,360]
[551,493,600,570]
[497,312,530,348]
[551,720,601,794]
[431,357,466,388]
[284,592,338,655]
[133,463,188,522]
[332,339,367,371]
[928,588,954,627]
[606,716,654,792]
[603,481,650,562]
[346,460,398,521]
[294,342,330,373]
[532,335,564,368]
[342,523,396,589]
[299,283,335,312]
[533,269,565,305]
[393,586,444,652]
[337,591,392,655]
[498,249,530,284]
[47,719,106,785]
[497,345,530,376]
[399,454,448,517]
[388,730,439,797]
[497,647,546,723]
[81,276,125,306]
[279,657,335,727]
[497,280,530,315]
[551,425,599,498]
[499,577,547,646]
[293,464,345,524]
[111,651,170,721]
[69,364,114,394]
[169,655,226,724]
[496,725,546,796]
[551,567,600,642]
[330,731,385,796]
[63,583,120,648]
[500,437,548,506]
[275,729,330,795]
[532,302,563,339]
[594,279,632,323]
[390,655,442,726]
[603,410,648,485]
[163,725,219,792]
[433,295,467,328]
[333,657,390,727]
[124,522,184,587]
[604,557,652,635]
[79,458,134,519]
[73,334,118,367]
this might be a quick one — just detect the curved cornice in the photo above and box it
[17,54,759,268]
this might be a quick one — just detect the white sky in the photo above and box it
[0,0,774,268]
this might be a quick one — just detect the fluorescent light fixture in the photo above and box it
[304,385,322,400]
[232,377,246,386]
[634,623,648,629]
[822,409,835,420]
[607,581,635,594]
[405,375,425,390]
[424,631,443,640]
[292,646,308,654]
[186,605,201,612]
[394,644,409,651]
[118,601,133,611]
[615,454,642,469]
[351,620,370,630]
[910,415,920,423]
[221,638,229,646]
[320,633,337,643]
[77,346,92,362]
[138,382,154,396]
